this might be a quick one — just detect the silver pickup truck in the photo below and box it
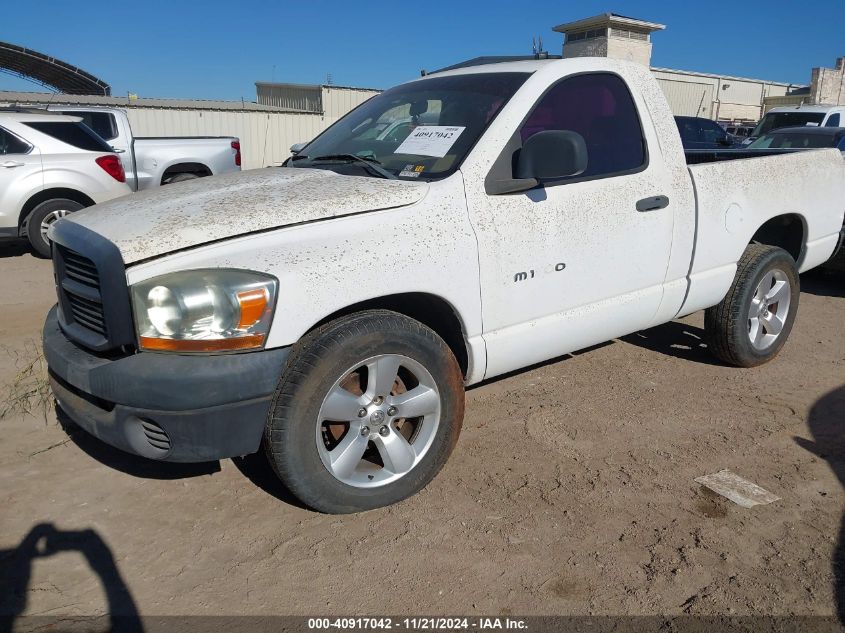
[44,106,241,191]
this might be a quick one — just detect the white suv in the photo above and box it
[0,111,131,257]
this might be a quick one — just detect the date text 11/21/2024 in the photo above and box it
[306,617,528,630]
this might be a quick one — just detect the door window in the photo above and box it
[519,73,646,181]
[825,113,841,127]
[0,127,32,155]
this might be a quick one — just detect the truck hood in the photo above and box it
[65,168,429,264]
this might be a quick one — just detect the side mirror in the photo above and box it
[290,142,307,155]
[487,130,588,195]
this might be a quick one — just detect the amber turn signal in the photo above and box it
[139,334,265,352]
[236,288,269,329]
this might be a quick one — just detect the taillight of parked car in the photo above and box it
[231,140,241,167]
[95,155,126,183]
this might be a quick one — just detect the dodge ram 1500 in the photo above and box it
[43,58,845,513]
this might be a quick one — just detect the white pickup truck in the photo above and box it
[42,105,241,191]
[43,58,845,513]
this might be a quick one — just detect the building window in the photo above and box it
[567,28,606,42]
[609,28,648,41]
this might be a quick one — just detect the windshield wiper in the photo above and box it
[305,153,397,179]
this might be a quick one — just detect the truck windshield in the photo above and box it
[748,132,837,149]
[751,112,825,138]
[289,72,530,180]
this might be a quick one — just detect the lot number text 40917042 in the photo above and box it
[307,617,528,630]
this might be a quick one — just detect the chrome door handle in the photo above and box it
[2,160,24,168]
[636,195,670,212]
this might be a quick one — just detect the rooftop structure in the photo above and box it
[0,40,110,95]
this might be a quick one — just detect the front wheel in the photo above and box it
[264,310,465,513]
[704,244,800,367]
[26,198,85,258]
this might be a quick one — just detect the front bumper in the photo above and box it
[43,305,291,462]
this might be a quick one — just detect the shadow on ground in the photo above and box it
[801,268,845,299]
[620,321,724,366]
[0,241,33,259]
[795,386,845,624]
[231,451,309,510]
[57,407,220,480]
[0,523,142,632]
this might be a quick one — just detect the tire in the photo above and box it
[264,310,465,513]
[164,173,201,185]
[704,244,800,367]
[26,198,84,258]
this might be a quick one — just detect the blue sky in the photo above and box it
[2,0,842,100]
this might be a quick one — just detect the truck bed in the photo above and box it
[684,148,802,165]
[678,148,845,317]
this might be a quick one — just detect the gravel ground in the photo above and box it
[0,241,843,623]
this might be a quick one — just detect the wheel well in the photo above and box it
[750,213,805,263]
[311,293,470,377]
[161,163,211,184]
[19,188,95,228]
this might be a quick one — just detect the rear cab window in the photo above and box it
[22,121,113,152]
[519,72,646,181]
[57,111,118,141]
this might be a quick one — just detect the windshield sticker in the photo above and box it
[394,126,465,158]
[399,164,426,178]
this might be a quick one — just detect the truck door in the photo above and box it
[466,72,677,379]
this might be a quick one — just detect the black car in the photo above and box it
[675,116,736,149]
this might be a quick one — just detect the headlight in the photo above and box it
[131,269,277,353]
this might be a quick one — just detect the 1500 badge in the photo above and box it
[514,262,566,282]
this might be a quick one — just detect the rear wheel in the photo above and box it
[264,310,464,513]
[164,173,201,185]
[26,198,84,258]
[704,244,799,367]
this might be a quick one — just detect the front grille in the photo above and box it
[66,292,107,335]
[62,249,100,287]
[56,247,108,337]
[50,220,135,353]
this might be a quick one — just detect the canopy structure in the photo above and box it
[0,41,110,95]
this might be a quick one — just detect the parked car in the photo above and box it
[675,115,736,149]
[742,105,845,145]
[724,123,756,140]
[0,110,131,257]
[43,58,845,513]
[746,126,845,155]
[39,106,241,191]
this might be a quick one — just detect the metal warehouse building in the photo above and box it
[0,84,378,170]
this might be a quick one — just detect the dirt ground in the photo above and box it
[0,239,844,622]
